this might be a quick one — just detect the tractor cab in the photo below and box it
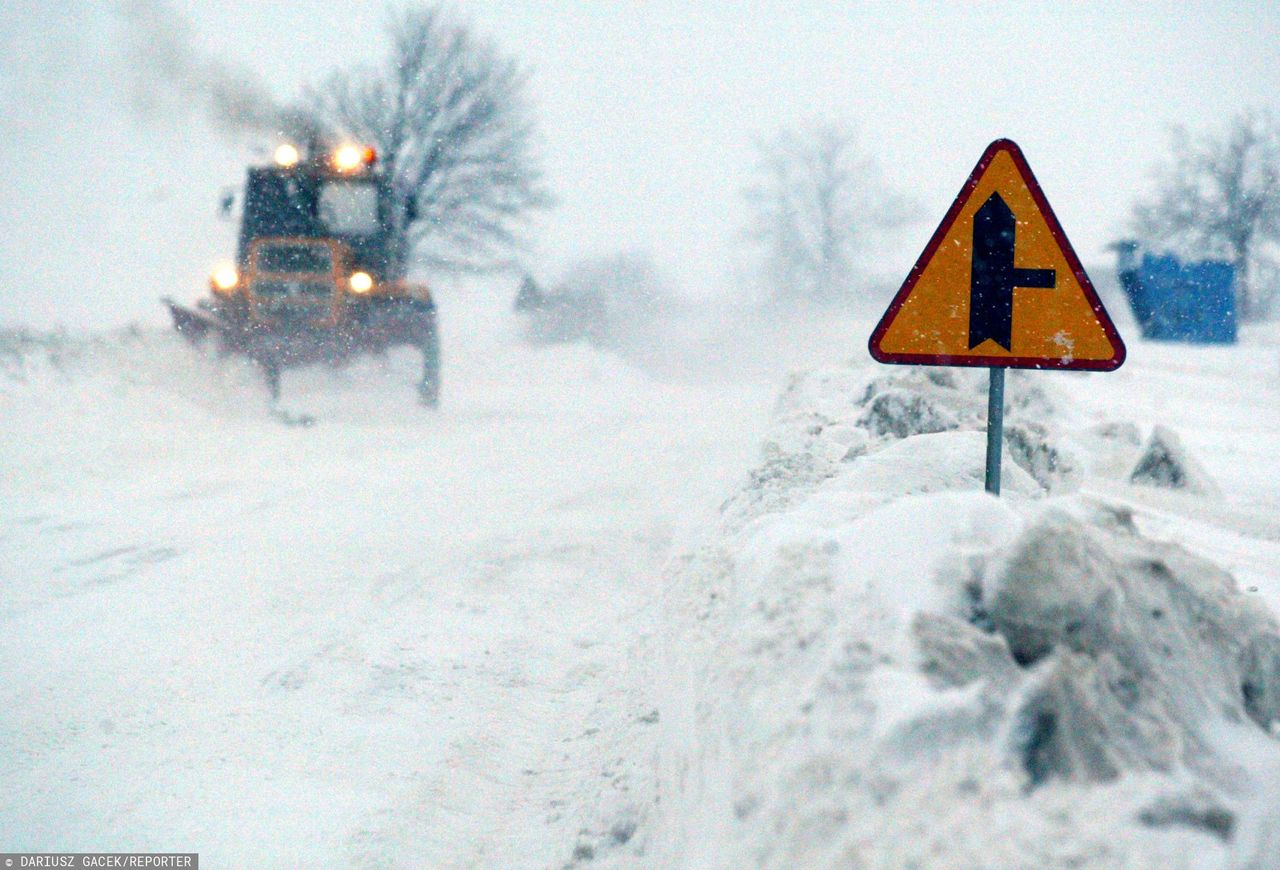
[237,143,396,281]
[205,144,405,328]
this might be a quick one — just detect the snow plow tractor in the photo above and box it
[166,142,439,407]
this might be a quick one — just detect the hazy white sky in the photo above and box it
[3,1,1279,326]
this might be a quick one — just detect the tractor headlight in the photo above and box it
[211,264,239,291]
[333,145,364,172]
[349,271,374,294]
[273,143,300,168]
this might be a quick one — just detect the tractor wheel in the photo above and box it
[418,309,441,408]
[261,358,282,403]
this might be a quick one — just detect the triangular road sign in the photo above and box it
[869,139,1125,370]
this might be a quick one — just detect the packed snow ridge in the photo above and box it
[657,362,1280,869]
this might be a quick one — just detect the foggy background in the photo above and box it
[3,0,1278,327]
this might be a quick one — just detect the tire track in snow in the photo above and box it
[343,532,662,869]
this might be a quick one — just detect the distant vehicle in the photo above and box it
[512,274,608,346]
[166,141,440,406]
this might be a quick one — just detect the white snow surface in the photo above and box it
[0,292,815,868]
[3,293,1280,869]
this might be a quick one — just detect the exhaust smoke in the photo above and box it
[114,0,318,142]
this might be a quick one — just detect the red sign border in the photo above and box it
[868,139,1126,371]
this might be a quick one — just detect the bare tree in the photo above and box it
[744,123,914,304]
[306,5,551,275]
[1132,111,1280,320]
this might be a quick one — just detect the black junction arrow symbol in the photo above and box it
[968,192,1055,351]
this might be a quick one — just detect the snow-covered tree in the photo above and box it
[1132,111,1280,320]
[744,123,914,304]
[306,6,550,275]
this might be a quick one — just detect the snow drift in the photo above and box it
[658,361,1280,869]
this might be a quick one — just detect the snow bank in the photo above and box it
[658,360,1280,869]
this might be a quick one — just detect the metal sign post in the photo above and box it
[984,367,1005,494]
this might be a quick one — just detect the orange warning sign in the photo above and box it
[869,139,1124,370]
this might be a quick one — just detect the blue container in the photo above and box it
[1119,253,1237,344]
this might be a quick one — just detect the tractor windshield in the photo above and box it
[319,181,381,235]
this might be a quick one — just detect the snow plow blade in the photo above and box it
[163,297,227,344]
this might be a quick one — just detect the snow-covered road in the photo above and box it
[0,293,798,867]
